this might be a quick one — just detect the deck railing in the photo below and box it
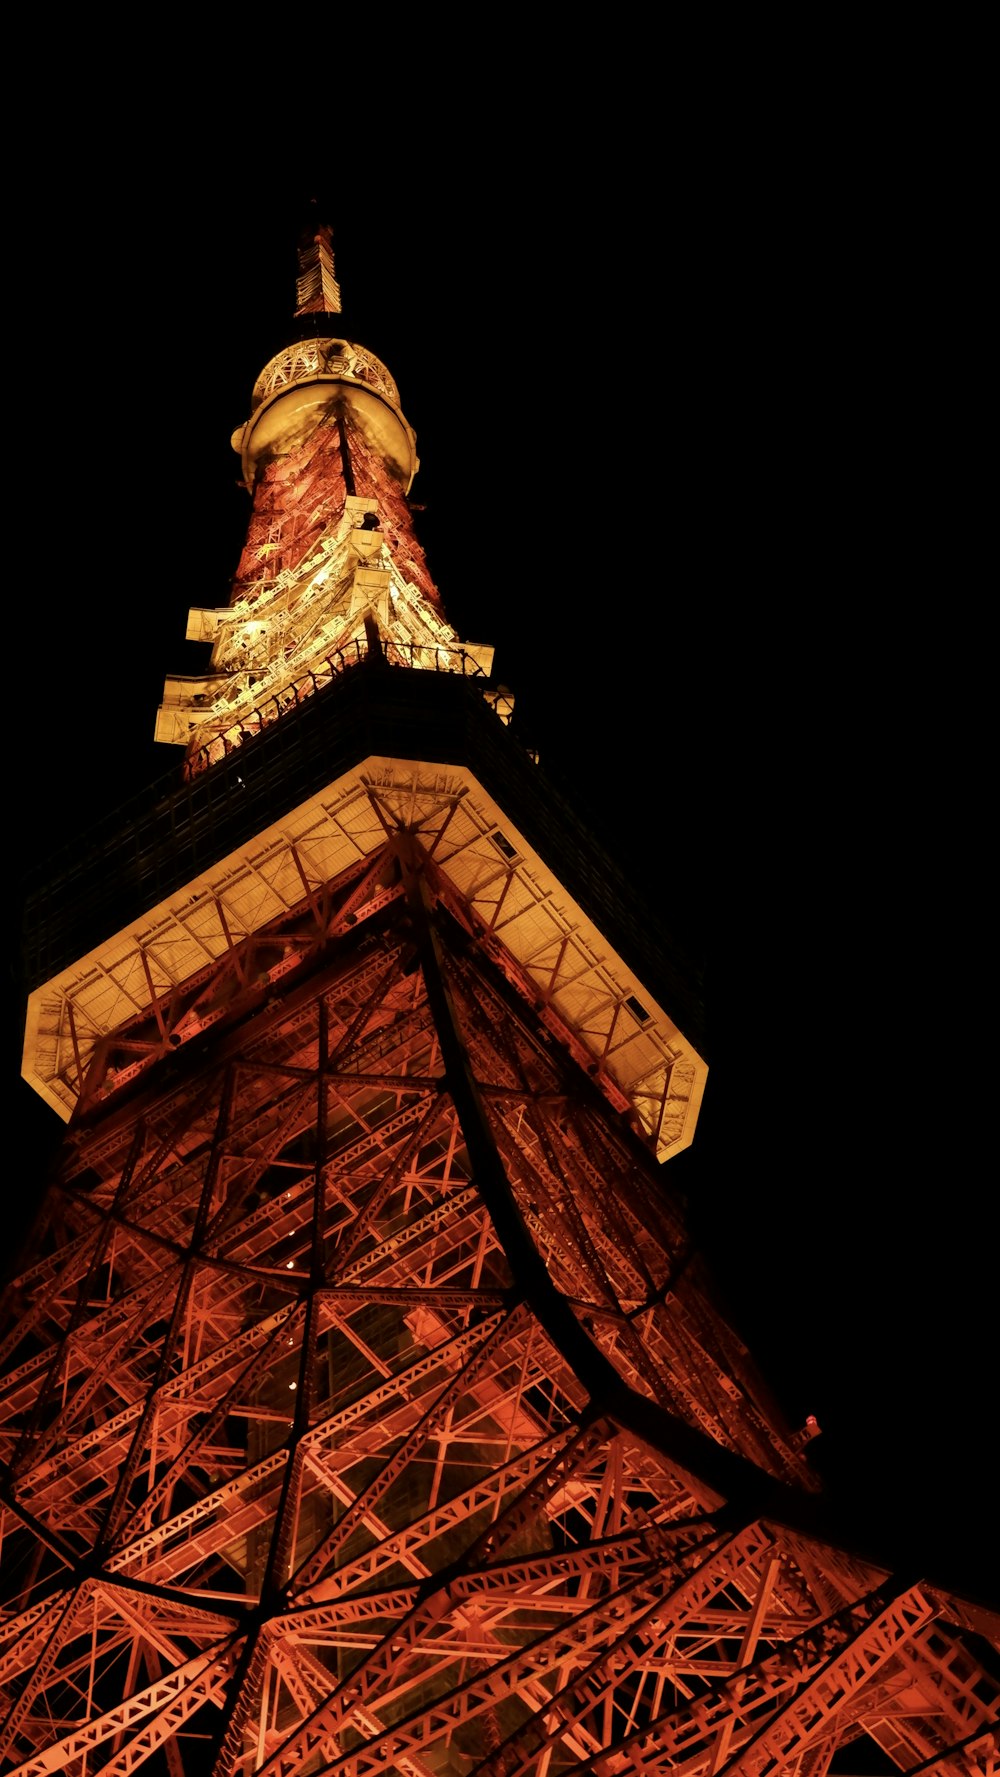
[185,641,487,775]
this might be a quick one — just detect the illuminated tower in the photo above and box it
[4,224,998,1775]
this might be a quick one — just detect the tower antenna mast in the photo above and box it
[294,214,342,316]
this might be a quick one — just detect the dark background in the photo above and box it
[6,157,994,1613]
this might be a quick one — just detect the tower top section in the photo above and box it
[294,219,342,316]
[230,221,418,490]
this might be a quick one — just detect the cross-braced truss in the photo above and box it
[159,410,461,766]
[3,836,997,1774]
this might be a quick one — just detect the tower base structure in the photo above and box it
[5,689,999,1773]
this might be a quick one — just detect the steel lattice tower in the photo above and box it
[4,223,998,1776]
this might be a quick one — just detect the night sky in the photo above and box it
[7,169,995,1612]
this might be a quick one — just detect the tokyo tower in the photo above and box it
[3,219,997,1775]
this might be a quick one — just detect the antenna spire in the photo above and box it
[294,217,341,316]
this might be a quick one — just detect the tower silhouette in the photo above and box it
[3,219,997,1775]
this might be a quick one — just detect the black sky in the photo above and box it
[7,167,995,1609]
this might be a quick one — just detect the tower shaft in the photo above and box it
[4,228,997,1777]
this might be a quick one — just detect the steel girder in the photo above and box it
[3,840,997,1774]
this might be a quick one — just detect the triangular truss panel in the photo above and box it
[23,764,707,1167]
[4,841,997,1773]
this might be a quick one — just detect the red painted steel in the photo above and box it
[5,240,998,1771]
[4,844,997,1770]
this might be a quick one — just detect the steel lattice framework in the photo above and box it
[5,225,998,1774]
